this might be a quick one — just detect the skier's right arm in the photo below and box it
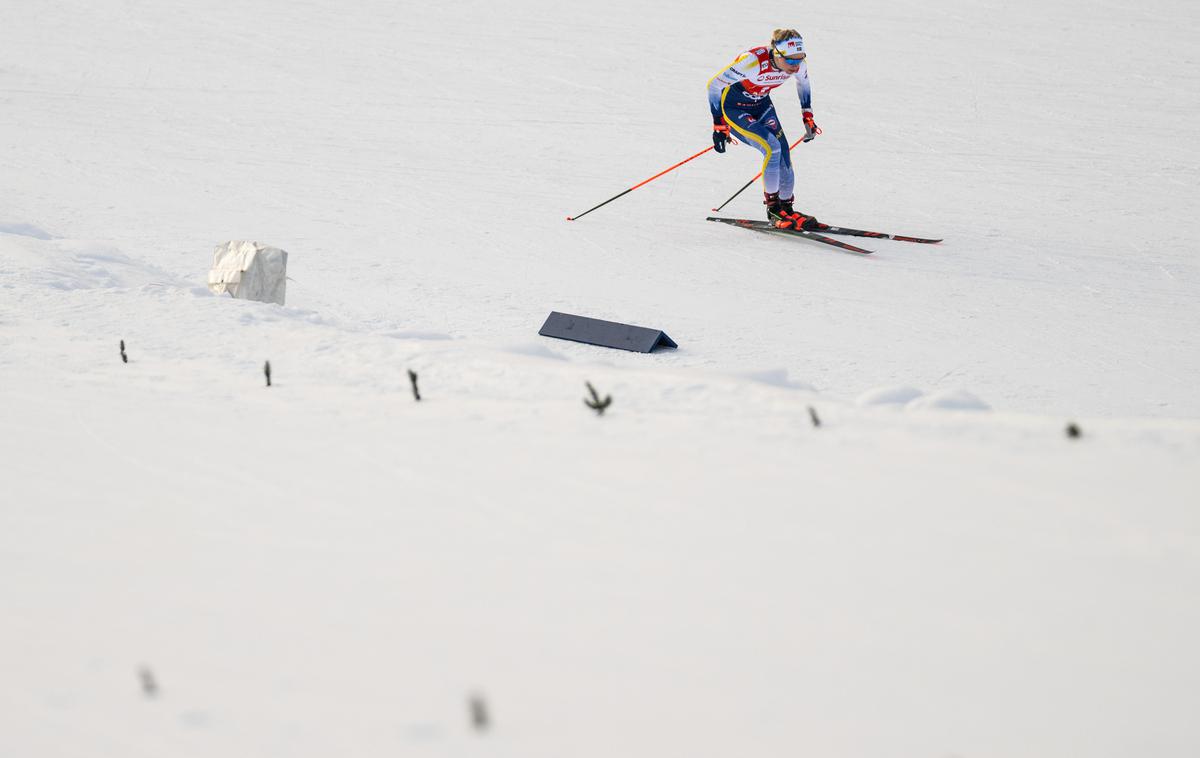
[706,52,756,125]
[707,53,755,153]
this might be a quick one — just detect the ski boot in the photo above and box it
[764,192,792,228]
[768,190,787,226]
[779,196,826,231]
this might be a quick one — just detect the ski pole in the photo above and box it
[711,138,805,213]
[567,145,715,221]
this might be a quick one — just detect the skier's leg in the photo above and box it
[777,139,795,201]
[725,117,776,191]
[758,106,794,200]
[721,96,781,194]
[771,132,822,229]
[728,114,790,222]
[750,107,819,227]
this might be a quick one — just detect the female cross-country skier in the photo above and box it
[708,28,823,230]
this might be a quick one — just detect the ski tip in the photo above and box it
[565,216,574,222]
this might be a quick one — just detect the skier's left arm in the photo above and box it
[795,61,821,142]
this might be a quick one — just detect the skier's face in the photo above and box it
[774,51,804,73]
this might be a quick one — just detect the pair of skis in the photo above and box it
[706,216,942,255]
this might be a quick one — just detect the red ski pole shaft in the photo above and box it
[711,138,805,213]
[567,145,715,221]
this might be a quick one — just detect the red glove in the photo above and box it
[802,112,821,142]
[712,123,735,153]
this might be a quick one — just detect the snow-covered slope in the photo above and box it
[2,1,1199,756]
[5,0,1199,416]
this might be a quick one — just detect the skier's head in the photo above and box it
[771,29,806,72]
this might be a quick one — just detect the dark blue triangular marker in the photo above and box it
[539,312,677,353]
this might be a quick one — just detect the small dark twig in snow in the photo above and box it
[584,382,612,416]
[138,666,158,698]
[469,693,489,732]
[808,406,822,428]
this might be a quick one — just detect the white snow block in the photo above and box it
[207,241,288,305]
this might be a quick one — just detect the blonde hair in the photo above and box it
[772,28,801,45]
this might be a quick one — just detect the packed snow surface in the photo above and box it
[3,1,1199,757]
